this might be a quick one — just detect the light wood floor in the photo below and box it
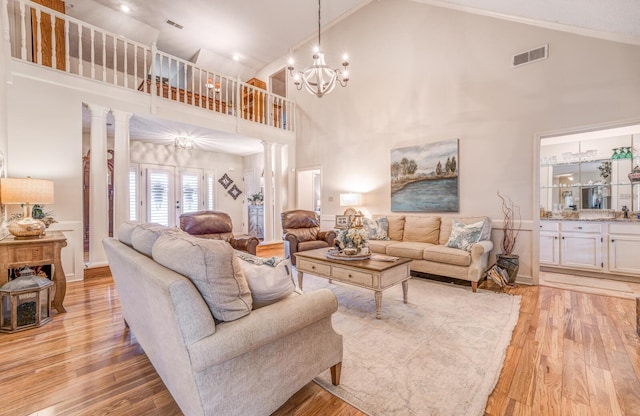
[2,252,640,415]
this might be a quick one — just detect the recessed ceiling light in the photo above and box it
[120,4,130,13]
[232,53,240,61]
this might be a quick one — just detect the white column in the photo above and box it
[87,104,110,267]
[274,143,284,240]
[0,0,10,172]
[112,110,132,230]
[262,141,274,242]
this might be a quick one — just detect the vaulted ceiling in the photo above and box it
[72,0,640,155]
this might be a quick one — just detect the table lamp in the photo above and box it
[1,177,54,239]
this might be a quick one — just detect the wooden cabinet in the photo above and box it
[0,232,68,313]
[539,221,560,266]
[609,223,640,275]
[558,222,603,271]
[242,78,266,123]
[31,0,66,70]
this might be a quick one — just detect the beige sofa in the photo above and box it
[367,215,493,292]
[103,223,343,416]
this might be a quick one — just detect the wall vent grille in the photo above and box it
[512,44,548,67]
[165,19,184,30]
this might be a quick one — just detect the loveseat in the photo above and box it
[103,222,343,416]
[365,215,493,292]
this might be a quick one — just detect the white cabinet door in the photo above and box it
[609,235,640,275]
[540,232,560,265]
[560,232,603,271]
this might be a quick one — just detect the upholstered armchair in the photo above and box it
[281,209,336,266]
[179,211,259,255]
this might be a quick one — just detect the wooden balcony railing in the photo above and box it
[2,0,295,132]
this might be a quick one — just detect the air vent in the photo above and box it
[165,19,184,30]
[512,44,548,68]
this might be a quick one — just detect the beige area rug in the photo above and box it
[302,274,521,416]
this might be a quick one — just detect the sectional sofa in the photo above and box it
[366,215,494,292]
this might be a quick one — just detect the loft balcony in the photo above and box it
[2,0,296,135]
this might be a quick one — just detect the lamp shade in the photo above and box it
[339,193,362,207]
[1,177,54,205]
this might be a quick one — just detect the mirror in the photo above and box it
[540,133,639,213]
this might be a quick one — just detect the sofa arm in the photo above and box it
[188,288,338,371]
[470,240,493,260]
[230,234,259,255]
[319,230,336,246]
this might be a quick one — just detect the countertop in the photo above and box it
[541,216,640,223]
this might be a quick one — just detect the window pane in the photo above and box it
[182,174,199,213]
[129,168,137,221]
[207,175,215,210]
[149,172,169,226]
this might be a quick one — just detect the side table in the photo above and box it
[0,231,68,313]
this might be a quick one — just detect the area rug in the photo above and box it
[303,274,521,416]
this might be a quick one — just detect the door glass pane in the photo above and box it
[149,171,170,226]
[129,168,137,221]
[182,174,199,213]
[207,175,215,210]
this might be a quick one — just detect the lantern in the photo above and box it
[0,266,53,333]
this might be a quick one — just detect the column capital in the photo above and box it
[112,110,132,123]
[85,103,109,118]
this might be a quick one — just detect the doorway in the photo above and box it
[269,68,287,97]
[296,168,321,213]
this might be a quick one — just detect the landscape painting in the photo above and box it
[390,139,459,212]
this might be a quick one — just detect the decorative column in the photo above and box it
[87,104,110,267]
[262,141,274,242]
[0,0,10,171]
[273,143,284,240]
[112,110,132,230]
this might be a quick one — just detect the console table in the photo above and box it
[0,231,68,313]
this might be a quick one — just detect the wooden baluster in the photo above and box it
[102,32,106,82]
[77,24,83,76]
[113,35,117,85]
[50,13,55,68]
[90,28,95,79]
[123,41,128,88]
[35,8,42,65]
[19,0,27,60]
[133,44,138,90]
[64,19,69,72]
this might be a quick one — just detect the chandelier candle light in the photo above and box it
[287,0,350,98]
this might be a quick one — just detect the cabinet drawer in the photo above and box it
[332,266,373,287]
[9,246,54,263]
[297,259,331,276]
[609,222,640,235]
[561,222,601,233]
[540,221,559,232]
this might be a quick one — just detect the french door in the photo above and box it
[137,164,216,226]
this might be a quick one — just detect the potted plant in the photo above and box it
[496,191,521,283]
[247,192,264,205]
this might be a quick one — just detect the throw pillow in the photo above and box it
[131,223,182,257]
[445,219,484,251]
[152,233,252,322]
[363,217,389,240]
[235,251,296,309]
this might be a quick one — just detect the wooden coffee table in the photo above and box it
[294,248,412,319]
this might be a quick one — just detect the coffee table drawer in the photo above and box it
[332,266,373,287]
[298,259,331,276]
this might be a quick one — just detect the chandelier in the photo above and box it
[287,0,349,98]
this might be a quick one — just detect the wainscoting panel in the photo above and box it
[48,220,84,282]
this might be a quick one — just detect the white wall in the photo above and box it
[288,0,640,283]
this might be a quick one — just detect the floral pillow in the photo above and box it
[363,217,389,240]
[445,219,484,251]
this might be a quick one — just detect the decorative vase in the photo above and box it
[343,246,358,256]
[496,254,519,284]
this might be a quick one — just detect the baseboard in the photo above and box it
[84,265,111,279]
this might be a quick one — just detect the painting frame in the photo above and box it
[390,138,459,212]
[335,215,350,229]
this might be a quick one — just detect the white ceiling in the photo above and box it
[71,0,640,155]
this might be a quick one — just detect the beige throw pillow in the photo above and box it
[152,233,253,322]
[403,216,441,244]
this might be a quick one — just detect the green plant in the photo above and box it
[497,191,521,255]
[248,192,263,204]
